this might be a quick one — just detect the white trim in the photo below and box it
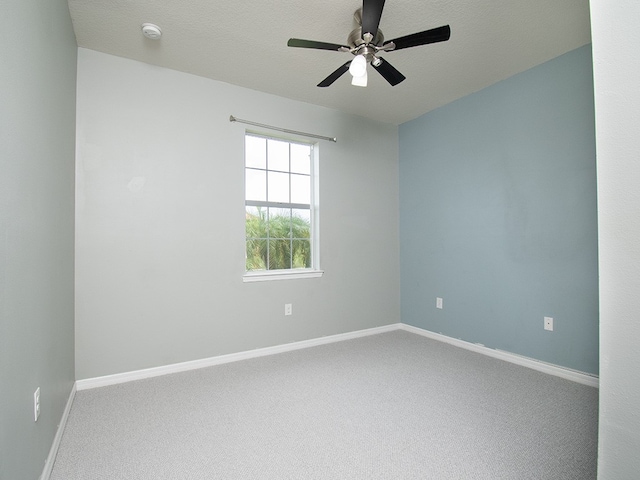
[398,324,599,388]
[76,323,598,391]
[76,324,399,390]
[243,269,324,282]
[40,382,76,480]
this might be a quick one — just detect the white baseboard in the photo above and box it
[76,322,598,391]
[40,382,76,480]
[399,324,599,388]
[76,323,400,390]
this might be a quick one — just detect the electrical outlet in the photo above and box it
[285,303,292,316]
[34,387,40,422]
[436,297,443,309]
[544,316,554,331]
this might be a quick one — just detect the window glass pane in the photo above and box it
[291,208,311,239]
[292,239,312,269]
[245,206,267,239]
[267,171,289,203]
[245,136,266,169]
[245,168,266,202]
[291,144,311,174]
[268,139,289,172]
[291,173,310,205]
[244,133,317,273]
[269,238,292,270]
[268,207,291,238]
[246,238,267,271]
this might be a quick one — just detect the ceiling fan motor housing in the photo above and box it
[348,27,384,49]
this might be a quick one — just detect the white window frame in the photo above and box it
[243,131,323,282]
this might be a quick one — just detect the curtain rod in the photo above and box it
[229,116,337,143]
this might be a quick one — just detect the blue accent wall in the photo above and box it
[399,45,598,374]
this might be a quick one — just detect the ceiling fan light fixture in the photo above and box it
[286,2,450,88]
[351,70,368,87]
[348,54,367,78]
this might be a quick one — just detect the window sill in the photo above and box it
[243,269,324,283]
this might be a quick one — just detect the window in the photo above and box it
[244,133,321,281]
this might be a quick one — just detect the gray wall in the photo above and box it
[399,45,598,374]
[0,0,77,478]
[75,49,400,380]
[590,1,640,477]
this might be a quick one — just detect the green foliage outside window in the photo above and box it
[246,207,311,271]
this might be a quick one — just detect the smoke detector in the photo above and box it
[141,23,162,40]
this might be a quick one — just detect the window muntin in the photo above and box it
[245,134,316,273]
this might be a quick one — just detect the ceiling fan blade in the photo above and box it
[372,58,406,86]
[361,0,386,39]
[317,61,352,87]
[288,38,350,52]
[384,25,451,51]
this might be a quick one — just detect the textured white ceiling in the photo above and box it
[67,0,592,125]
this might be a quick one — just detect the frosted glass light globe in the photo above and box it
[349,55,367,78]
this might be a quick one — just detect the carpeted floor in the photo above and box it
[50,330,598,479]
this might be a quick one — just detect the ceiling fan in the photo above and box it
[287,0,450,88]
